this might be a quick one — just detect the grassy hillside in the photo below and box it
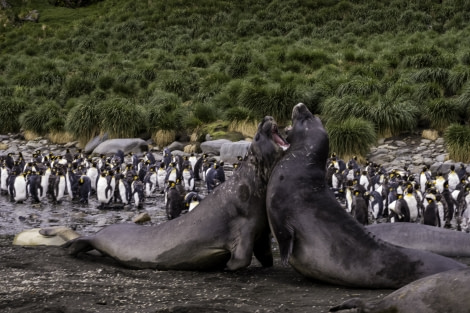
[1,0,470,160]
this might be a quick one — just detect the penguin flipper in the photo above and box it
[105,186,112,199]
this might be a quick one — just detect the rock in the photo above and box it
[84,133,108,154]
[133,212,151,224]
[435,154,447,163]
[220,141,251,164]
[166,141,185,152]
[25,141,43,149]
[64,141,78,148]
[0,143,7,150]
[92,138,148,156]
[200,139,232,156]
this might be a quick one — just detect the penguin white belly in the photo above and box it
[13,176,27,202]
[189,157,197,171]
[157,170,166,190]
[66,173,73,199]
[168,171,177,183]
[1,170,8,192]
[405,195,419,222]
[96,177,110,204]
[86,168,98,191]
[448,173,459,191]
[134,191,140,207]
[388,200,397,222]
[182,170,192,191]
[345,189,352,213]
[118,181,128,204]
[359,176,369,190]
[56,176,66,201]
[39,172,50,200]
[332,174,340,189]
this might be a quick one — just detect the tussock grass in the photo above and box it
[47,131,75,144]
[152,130,176,149]
[228,120,258,139]
[65,99,101,146]
[326,117,377,161]
[371,98,418,138]
[444,124,470,162]
[423,98,462,132]
[20,101,65,135]
[99,98,147,138]
[2,0,470,153]
[0,98,28,133]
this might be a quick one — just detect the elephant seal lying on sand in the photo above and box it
[330,267,470,313]
[266,103,466,288]
[64,116,289,270]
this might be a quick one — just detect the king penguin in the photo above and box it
[10,171,27,203]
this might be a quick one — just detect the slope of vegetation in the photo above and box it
[1,0,469,159]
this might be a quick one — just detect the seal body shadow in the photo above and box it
[266,103,466,288]
[64,116,288,271]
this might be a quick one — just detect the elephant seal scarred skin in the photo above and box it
[330,267,470,313]
[64,116,288,271]
[366,222,470,257]
[266,103,466,288]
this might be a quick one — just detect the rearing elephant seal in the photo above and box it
[64,116,289,271]
[266,103,466,288]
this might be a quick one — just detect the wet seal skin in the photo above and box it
[63,116,288,271]
[266,103,466,288]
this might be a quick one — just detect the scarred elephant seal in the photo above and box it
[64,116,289,271]
[266,103,466,288]
[330,267,470,313]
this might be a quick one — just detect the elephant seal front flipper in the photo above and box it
[266,103,466,288]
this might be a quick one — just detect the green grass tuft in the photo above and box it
[326,117,377,160]
[444,124,470,163]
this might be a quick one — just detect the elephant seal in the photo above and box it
[64,116,289,271]
[330,267,470,313]
[266,103,466,288]
[13,226,80,246]
[366,222,470,257]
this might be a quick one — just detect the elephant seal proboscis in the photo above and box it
[13,226,80,246]
[330,267,470,313]
[64,115,289,270]
[266,103,466,288]
[366,222,470,257]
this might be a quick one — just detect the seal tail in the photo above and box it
[329,298,366,312]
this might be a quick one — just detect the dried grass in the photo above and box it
[422,129,439,141]
[228,120,258,139]
[152,129,176,149]
[48,131,75,144]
